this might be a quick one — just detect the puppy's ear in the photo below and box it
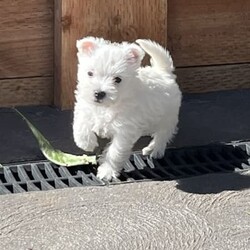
[126,44,145,66]
[76,37,98,56]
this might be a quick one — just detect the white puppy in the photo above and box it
[73,37,182,181]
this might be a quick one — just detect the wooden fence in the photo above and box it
[0,0,249,109]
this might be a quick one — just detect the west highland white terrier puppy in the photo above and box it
[73,36,182,181]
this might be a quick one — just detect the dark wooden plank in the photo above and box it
[0,77,53,107]
[168,0,250,67]
[0,0,54,78]
[176,64,250,93]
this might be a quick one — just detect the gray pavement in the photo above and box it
[1,170,250,250]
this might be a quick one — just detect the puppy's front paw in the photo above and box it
[75,133,98,152]
[142,146,153,156]
[84,138,98,152]
[150,148,165,159]
[97,163,118,181]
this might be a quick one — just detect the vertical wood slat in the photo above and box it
[54,0,168,109]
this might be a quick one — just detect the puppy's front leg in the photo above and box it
[73,111,98,152]
[97,134,139,181]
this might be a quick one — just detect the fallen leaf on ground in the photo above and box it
[15,109,96,166]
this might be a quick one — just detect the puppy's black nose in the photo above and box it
[94,91,106,100]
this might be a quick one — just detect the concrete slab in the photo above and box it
[1,171,250,250]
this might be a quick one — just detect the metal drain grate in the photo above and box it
[1,141,250,194]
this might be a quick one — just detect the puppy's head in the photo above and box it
[76,37,145,106]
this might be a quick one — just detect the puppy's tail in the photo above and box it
[136,39,174,73]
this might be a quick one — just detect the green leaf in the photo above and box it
[15,109,96,166]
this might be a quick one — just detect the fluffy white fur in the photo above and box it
[73,37,182,181]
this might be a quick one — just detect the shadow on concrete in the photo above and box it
[176,171,250,194]
[118,142,250,194]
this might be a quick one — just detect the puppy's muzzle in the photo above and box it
[94,91,106,102]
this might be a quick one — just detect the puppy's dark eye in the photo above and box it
[87,71,93,77]
[114,77,122,83]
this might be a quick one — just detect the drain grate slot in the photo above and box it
[31,164,47,180]
[0,141,249,194]
[17,165,34,181]
[44,163,61,179]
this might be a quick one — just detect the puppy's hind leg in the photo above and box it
[142,139,155,156]
[150,129,176,159]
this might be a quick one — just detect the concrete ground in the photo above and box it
[1,171,250,250]
[0,89,250,249]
